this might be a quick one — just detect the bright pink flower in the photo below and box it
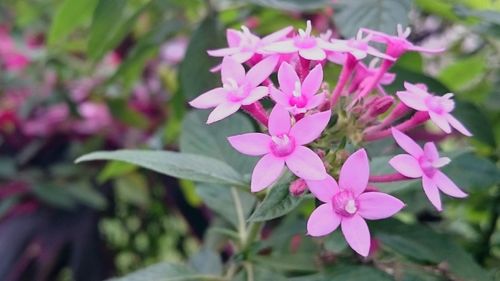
[397,82,471,136]
[390,128,467,211]
[228,105,330,192]
[207,25,293,63]
[263,21,340,61]
[3,52,29,71]
[189,56,278,124]
[328,31,395,62]
[306,149,404,257]
[270,63,325,114]
[361,25,445,58]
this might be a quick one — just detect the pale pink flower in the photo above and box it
[361,25,445,58]
[207,25,293,63]
[270,63,325,114]
[390,128,467,211]
[263,21,340,61]
[306,149,404,257]
[228,105,330,192]
[350,61,396,93]
[189,56,278,124]
[397,82,471,136]
[328,31,395,62]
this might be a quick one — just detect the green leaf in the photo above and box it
[188,248,223,276]
[289,265,393,281]
[453,102,497,148]
[441,152,500,190]
[374,220,493,281]
[31,184,77,210]
[88,0,126,60]
[108,262,196,281]
[333,0,412,38]
[248,173,303,222]
[438,54,486,92]
[66,183,108,210]
[179,16,225,101]
[180,111,257,176]
[48,0,99,45]
[253,254,317,272]
[76,150,246,186]
[248,0,331,11]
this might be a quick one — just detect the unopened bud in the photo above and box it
[289,179,308,197]
[367,95,394,117]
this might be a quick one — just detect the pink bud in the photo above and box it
[366,95,394,117]
[289,178,308,197]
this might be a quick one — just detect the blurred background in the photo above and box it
[0,0,499,280]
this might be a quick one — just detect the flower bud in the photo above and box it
[289,178,308,197]
[366,95,394,117]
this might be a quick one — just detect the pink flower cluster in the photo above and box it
[190,22,472,257]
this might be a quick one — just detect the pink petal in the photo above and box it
[285,146,327,180]
[357,192,405,220]
[207,102,241,124]
[391,128,424,158]
[307,203,341,236]
[422,175,442,211]
[278,62,300,94]
[270,87,291,107]
[299,47,326,61]
[227,29,242,47]
[207,47,239,57]
[433,157,451,168]
[241,86,268,105]
[423,142,439,161]
[261,26,293,45]
[396,91,427,111]
[302,64,323,96]
[433,171,467,198]
[429,111,451,133]
[251,154,285,192]
[268,105,291,136]
[289,110,331,145]
[304,93,325,110]
[227,133,271,156]
[408,45,446,54]
[263,40,297,53]
[446,114,472,136]
[305,174,338,203]
[404,82,430,98]
[246,55,279,87]
[231,51,254,63]
[221,57,245,84]
[389,154,422,178]
[341,214,371,257]
[339,149,369,196]
[189,88,227,109]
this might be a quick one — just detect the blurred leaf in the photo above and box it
[76,150,246,186]
[0,157,16,178]
[179,16,225,101]
[108,262,197,281]
[107,98,149,128]
[438,54,486,92]
[441,152,500,190]
[248,173,303,222]
[180,111,257,176]
[116,174,150,207]
[188,248,223,276]
[254,254,317,272]
[454,102,497,148]
[48,0,99,45]
[88,0,126,60]
[98,161,137,183]
[374,220,493,281]
[66,183,108,210]
[0,196,19,219]
[31,185,77,210]
[289,265,393,281]
[248,0,330,11]
[334,0,412,38]
[395,52,424,73]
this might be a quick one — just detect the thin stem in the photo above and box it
[244,262,254,281]
[356,59,394,100]
[242,102,268,127]
[231,187,247,245]
[365,102,410,133]
[369,173,410,183]
[363,111,429,141]
[330,54,356,107]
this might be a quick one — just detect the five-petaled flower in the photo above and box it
[390,128,468,211]
[228,105,330,192]
[306,149,405,257]
[397,82,472,136]
[189,56,278,124]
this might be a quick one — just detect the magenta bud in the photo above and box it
[368,96,394,117]
[289,179,308,197]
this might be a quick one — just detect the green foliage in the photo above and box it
[48,0,99,45]
[248,0,331,12]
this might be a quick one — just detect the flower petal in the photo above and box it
[268,105,291,136]
[429,111,452,133]
[263,40,297,53]
[306,174,338,203]
[446,114,472,136]
[299,47,326,61]
[389,154,422,178]
[246,55,279,87]
[433,171,468,198]
[278,62,300,94]
[357,192,405,220]
[189,88,227,109]
[270,87,291,107]
[423,142,439,162]
[207,102,241,124]
[251,154,285,192]
[339,149,369,196]
[285,146,326,180]
[391,128,424,158]
[422,175,442,211]
[242,86,268,105]
[226,29,242,47]
[221,57,245,84]
[307,203,341,236]
[396,91,427,111]
[261,26,293,45]
[302,64,323,96]
[289,110,331,145]
[304,93,325,110]
[207,47,239,57]
[228,133,271,156]
[231,52,254,64]
[341,214,371,257]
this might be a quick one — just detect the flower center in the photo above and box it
[425,96,445,114]
[269,134,296,157]
[294,21,316,49]
[239,26,259,51]
[332,190,358,217]
[224,79,250,102]
[418,156,437,177]
[347,39,368,51]
[289,81,308,108]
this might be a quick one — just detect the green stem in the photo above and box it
[231,187,247,245]
[244,262,254,281]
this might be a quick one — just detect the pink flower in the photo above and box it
[390,128,467,211]
[397,82,471,136]
[207,26,293,63]
[189,56,278,124]
[228,105,330,192]
[263,21,340,61]
[270,63,325,114]
[361,25,445,58]
[350,61,396,93]
[306,149,404,257]
[328,31,395,62]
